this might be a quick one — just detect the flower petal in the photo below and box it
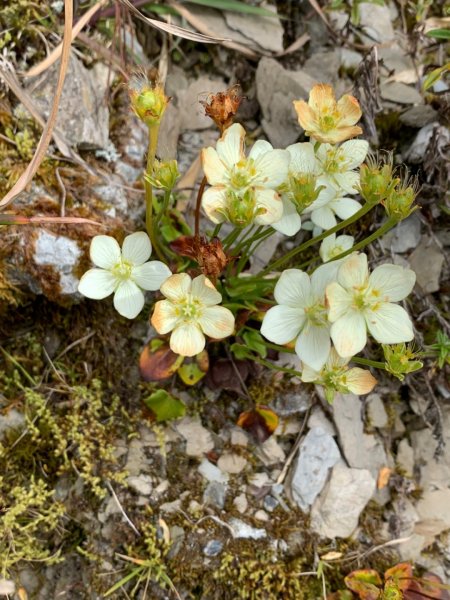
[271,196,301,237]
[287,142,317,174]
[331,310,367,357]
[309,83,336,111]
[322,125,363,144]
[248,139,273,161]
[198,305,235,339]
[339,140,369,169]
[344,368,377,395]
[337,253,368,289]
[336,94,362,126]
[253,150,290,188]
[301,363,320,383]
[216,123,245,169]
[132,260,172,290]
[311,262,340,299]
[191,275,222,306]
[311,206,337,230]
[261,305,305,344]
[331,197,362,220]
[368,264,416,302]
[160,273,192,302]
[122,232,152,266]
[90,235,121,269]
[332,171,360,195]
[254,188,283,225]
[151,300,179,334]
[78,268,117,299]
[295,323,331,371]
[274,269,311,308]
[202,147,227,185]
[293,101,316,132]
[170,323,205,357]
[202,186,227,224]
[326,282,353,321]
[113,280,145,319]
[365,303,414,344]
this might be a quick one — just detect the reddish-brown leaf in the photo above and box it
[237,405,279,443]
[205,358,249,394]
[345,570,382,600]
[139,343,183,381]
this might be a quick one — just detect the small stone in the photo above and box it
[229,518,267,540]
[303,50,342,84]
[233,493,248,514]
[224,5,284,53]
[416,489,450,546]
[291,426,341,511]
[203,481,227,509]
[176,417,214,457]
[404,123,449,164]
[217,453,247,474]
[125,439,148,477]
[0,408,25,440]
[127,474,153,496]
[230,429,248,447]
[0,579,15,595]
[359,2,395,42]
[254,510,269,521]
[198,459,229,483]
[340,48,363,69]
[160,498,182,513]
[366,394,388,429]
[308,406,336,436]
[311,464,376,538]
[203,539,223,557]
[273,389,311,416]
[263,495,279,512]
[248,472,271,489]
[34,230,82,295]
[380,82,423,105]
[409,236,444,293]
[396,439,414,477]
[400,105,438,128]
[388,214,422,254]
[255,436,286,466]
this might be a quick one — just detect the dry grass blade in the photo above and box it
[0,0,74,209]
[119,0,228,44]
[24,0,108,78]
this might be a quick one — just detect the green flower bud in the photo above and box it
[383,343,423,381]
[145,159,179,191]
[359,153,397,205]
[128,75,169,127]
[280,173,324,213]
[384,177,419,222]
[222,189,264,228]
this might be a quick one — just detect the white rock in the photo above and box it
[198,459,229,483]
[248,472,271,489]
[217,453,247,474]
[225,5,284,53]
[125,439,149,477]
[359,2,395,42]
[404,123,449,164]
[34,230,82,294]
[229,518,267,540]
[366,394,388,428]
[396,439,414,477]
[255,436,286,466]
[409,235,444,293]
[230,428,248,447]
[233,493,248,514]
[307,406,336,436]
[176,417,214,456]
[0,579,15,595]
[386,214,422,253]
[415,489,450,547]
[380,81,423,105]
[0,408,25,440]
[291,427,341,511]
[127,474,153,496]
[311,464,376,538]
[254,510,269,522]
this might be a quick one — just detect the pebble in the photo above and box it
[233,493,248,514]
[176,417,214,457]
[33,231,82,295]
[230,428,249,447]
[229,518,267,540]
[217,453,247,474]
[254,510,269,522]
[263,495,279,512]
[203,540,223,557]
[366,394,389,429]
[198,459,229,484]
[203,481,227,510]
[409,236,444,293]
[127,474,153,496]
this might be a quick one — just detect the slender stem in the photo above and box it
[228,225,256,255]
[222,227,242,250]
[144,125,163,259]
[235,229,275,275]
[254,356,303,378]
[154,190,172,226]
[258,201,376,276]
[194,176,207,238]
[351,356,387,369]
[210,223,222,239]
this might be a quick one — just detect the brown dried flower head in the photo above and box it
[201,84,243,132]
[170,235,230,280]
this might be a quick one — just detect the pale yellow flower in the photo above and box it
[293,84,363,144]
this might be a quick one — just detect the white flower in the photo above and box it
[261,264,338,370]
[326,253,416,358]
[78,232,171,319]
[304,188,362,230]
[319,233,354,262]
[201,123,289,228]
[151,273,235,357]
[302,348,377,401]
[316,140,369,194]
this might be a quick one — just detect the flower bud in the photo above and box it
[359,153,397,205]
[128,74,169,127]
[383,343,423,381]
[145,159,179,191]
[383,177,419,222]
[281,173,324,213]
[224,189,262,228]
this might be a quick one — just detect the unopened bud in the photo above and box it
[145,159,179,191]
[383,343,423,381]
[128,74,169,127]
[359,153,397,205]
[224,189,263,228]
[383,176,419,222]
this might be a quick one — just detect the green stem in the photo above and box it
[210,223,222,239]
[154,190,172,226]
[144,125,163,260]
[235,229,275,275]
[258,201,376,276]
[254,356,303,378]
[222,227,243,250]
[351,356,387,370]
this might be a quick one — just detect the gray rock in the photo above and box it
[359,2,395,42]
[400,105,439,128]
[233,493,248,514]
[303,51,342,84]
[416,489,450,547]
[273,388,312,416]
[125,438,148,476]
[396,438,414,477]
[409,235,444,293]
[0,408,25,440]
[380,82,423,105]
[33,230,82,295]
[379,44,415,76]
[263,495,279,512]
[307,406,336,436]
[404,122,449,164]
[229,518,267,540]
[176,417,214,456]
[224,5,284,54]
[127,474,153,496]
[93,178,128,215]
[157,102,181,159]
[311,464,376,538]
[256,58,316,147]
[203,481,227,509]
[388,214,422,253]
[198,459,229,483]
[28,53,109,148]
[291,427,341,511]
[203,539,223,557]
[217,452,247,474]
[366,393,388,429]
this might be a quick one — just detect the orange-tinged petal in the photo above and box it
[308,83,336,112]
[314,125,363,144]
[345,367,377,395]
[293,101,317,132]
[337,94,362,126]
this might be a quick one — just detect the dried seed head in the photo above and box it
[200,84,243,132]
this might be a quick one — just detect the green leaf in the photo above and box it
[143,389,186,422]
[230,343,253,360]
[422,64,449,91]
[426,28,450,39]
[185,0,281,18]
[242,329,267,358]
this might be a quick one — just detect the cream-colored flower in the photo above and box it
[151,273,235,357]
[326,253,416,357]
[302,348,377,402]
[261,264,339,370]
[201,123,289,228]
[293,83,363,144]
[304,188,362,231]
[319,233,354,263]
[316,140,369,195]
[78,232,171,319]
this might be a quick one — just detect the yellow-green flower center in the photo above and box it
[112,259,133,280]
[323,148,348,174]
[304,302,328,327]
[175,297,203,322]
[228,159,257,190]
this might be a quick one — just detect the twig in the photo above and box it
[54,331,95,362]
[105,481,141,537]
[55,167,67,217]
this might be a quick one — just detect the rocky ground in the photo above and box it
[0,0,449,598]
